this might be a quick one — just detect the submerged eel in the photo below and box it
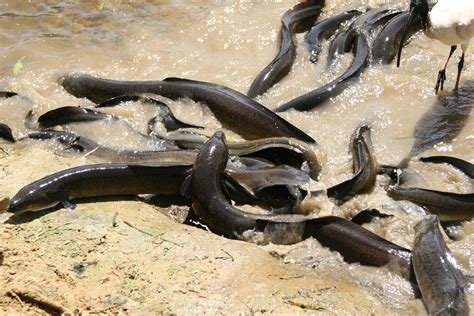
[247,0,324,98]
[387,186,474,222]
[306,10,362,64]
[413,215,469,315]
[27,130,198,164]
[191,131,413,278]
[35,106,179,150]
[326,22,357,67]
[97,95,203,132]
[59,74,315,143]
[327,124,377,204]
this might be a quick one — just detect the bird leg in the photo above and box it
[454,52,465,91]
[435,45,457,93]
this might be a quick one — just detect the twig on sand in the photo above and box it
[0,147,9,157]
[123,220,153,236]
[286,300,325,311]
[7,289,70,315]
[220,249,234,261]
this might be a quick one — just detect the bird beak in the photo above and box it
[396,7,420,68]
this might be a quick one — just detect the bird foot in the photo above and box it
[434,69,447,94]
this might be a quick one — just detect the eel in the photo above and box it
[371,11,422,64]
[27,130,309,206]
[28,129,320,180]
[350,208,393,225]
[326,24,356,67]
[7,163,193,214]
[27,130,198,164]
[306,10,362,63]
[275,31,370,112]
[326,8,390,66]
[59,73,316,143]
[327,124,377,204]
[387,186,474,222]
[420,156,474,179]
[412,215,469,315]
[161,133,322,180]
[191,131,413,279]
[275,9,400,112]
[0,123,15,142]
[37,106,111,128]
[35,106,179,151]
[0,91,18,98]
[247,0,324,98]
[309,216,413,280]
[190,130,313,243]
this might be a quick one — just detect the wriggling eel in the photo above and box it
[420,156,474,179]
[247,0,324,98]
[275,9,400,112]
[190,131,413,278]
[97,95,203,132]
[327,124,377,204]
[27,130,199,164]
[190,130,312,243]
[162,133,322,180]
[387,186,474,222]
[24,130,310,213]
[37,106,111,128]
[371,11,422,65]
[413,215,469,315]
[59,73,315,143]
[306,10,362,63]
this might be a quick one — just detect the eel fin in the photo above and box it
[62,199,76,210]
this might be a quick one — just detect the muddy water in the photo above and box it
[0,0,473,314]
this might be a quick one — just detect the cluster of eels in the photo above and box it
[1,1,473,314]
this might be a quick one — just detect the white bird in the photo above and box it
[397,0,474,93]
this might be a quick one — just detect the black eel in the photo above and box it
[372,11,422,65]
[275,9,400,112]
[7,163,192,214]
[247,0,324,98]
[190,131,413,279]
[97,95,203,132]
[59,73,315,143]
[0,123,15,142]
[307,10,362,63]
[413,215,469,315]
[420,156,474,179]
[37,106,111,128]
[387,186,474,222]
[327,125,377,204]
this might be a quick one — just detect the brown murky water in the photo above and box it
[0,0,473,314]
